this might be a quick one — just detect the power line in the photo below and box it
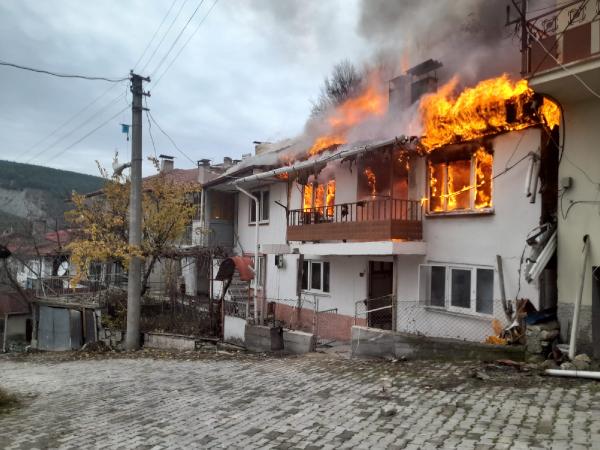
[150,0,207,78]
[140,0,190,74]
[18,82,124,161]
[42,105,130,165]
[132,0,179,72]
[0,60,128,82]
[25,92,126,164]
[145,98,158,158]
[147,111,196,165]
[154,0,220,88]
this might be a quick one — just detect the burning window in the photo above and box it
[427,147,493,213]
[357,148,409,201]
[303,180,336,218]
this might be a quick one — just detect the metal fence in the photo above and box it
[354,295,395,330]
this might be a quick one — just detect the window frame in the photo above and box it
[301,259,330,294]
[302,180,336,218]
[419,263,495,317]
[426,150,494,215]
[248,189,270,224]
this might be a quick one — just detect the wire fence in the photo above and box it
[354,295,395,330]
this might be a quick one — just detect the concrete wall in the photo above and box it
[556,98,600,353]
[144,332,196,351]
[224,315,246,345]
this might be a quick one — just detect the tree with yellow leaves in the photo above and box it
[67,169,198,296]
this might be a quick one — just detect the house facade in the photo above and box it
[523,0,600,356]
[205,121,554,343]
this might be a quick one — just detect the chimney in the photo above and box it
[223,157,233,167]
[389,59,443,113]
[388,75,411,112]
[197,159,211,184]
[159,154,174,173]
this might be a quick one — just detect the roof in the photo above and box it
[0,291,31,315]
[2,229,72,257]
[144,168,200,186]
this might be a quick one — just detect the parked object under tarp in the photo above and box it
[215,256,255,282]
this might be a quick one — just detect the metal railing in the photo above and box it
[288,198,423,226]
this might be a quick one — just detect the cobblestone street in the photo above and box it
[1,352,600,449]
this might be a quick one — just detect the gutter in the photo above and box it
[228,135,414,186]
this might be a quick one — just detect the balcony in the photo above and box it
[523,0,600,102]
[287,198,423,243]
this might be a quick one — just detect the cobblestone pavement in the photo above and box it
[1,352,600,449]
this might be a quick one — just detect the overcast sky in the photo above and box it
[0,0,375,176]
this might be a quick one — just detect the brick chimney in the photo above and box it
[159,154,174,173]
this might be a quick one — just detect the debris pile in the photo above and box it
[526,320,559,356]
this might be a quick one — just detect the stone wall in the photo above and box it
[557,303,594,357]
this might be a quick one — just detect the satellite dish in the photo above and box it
[57,261,69,277]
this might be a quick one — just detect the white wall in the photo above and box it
[421,128,543,308]
[236,182,288,254]
[557,99,600,308]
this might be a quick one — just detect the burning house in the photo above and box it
[203,57,561,350]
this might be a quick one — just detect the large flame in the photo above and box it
[326,180,336,216]
[308,78,387,156]
[420,74,560,151]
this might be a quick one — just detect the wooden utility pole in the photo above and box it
[125,71,150,351]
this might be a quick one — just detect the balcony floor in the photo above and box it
[291,240,427,256]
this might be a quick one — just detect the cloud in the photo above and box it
[0,0,370,175]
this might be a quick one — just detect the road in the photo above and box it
[1,351,599,449]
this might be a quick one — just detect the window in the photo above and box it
[419,264,494,315]
[427,147,493,214]
[303,180,335,218]
[301,260,330,293]
[249,190,269,223]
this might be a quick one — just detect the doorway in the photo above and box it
[367,261,394,330]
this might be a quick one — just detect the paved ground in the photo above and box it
[1,351,600,449]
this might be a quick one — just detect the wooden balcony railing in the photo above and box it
[287,198,423,242]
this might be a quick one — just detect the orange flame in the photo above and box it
[303,184,313,211]
[364,167,377,196]
[326,180,336,216]
[308,77,387,156]
[420,74,560,151]
[475,148,493,209]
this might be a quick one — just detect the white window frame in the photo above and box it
[427,152,493,215]
[248,189,270,224]
[301,259,330,294]
[418,263,494,317]
[250,255,266,289]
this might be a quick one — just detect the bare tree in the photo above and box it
[310,60,363,117]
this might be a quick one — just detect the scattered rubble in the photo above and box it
[380,404,397,417]
[526,320,560,355]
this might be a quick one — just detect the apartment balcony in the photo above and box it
[287,198,423,243]
[524,0,600,102]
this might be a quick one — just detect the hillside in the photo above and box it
[0,160,104,232]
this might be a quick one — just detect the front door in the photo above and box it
[367,261,394,330]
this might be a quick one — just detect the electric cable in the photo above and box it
[132,0,179,72]
[153,0,220,88]
[140,0,190,74]
[18,82,124,162]
[0,60,128,82]
[25,92,126,164]
[150,0,206,78]
[42,105,130,165]
[145,98,158,158]
[147,111,196,165]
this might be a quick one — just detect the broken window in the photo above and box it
[427,147,493,213]
[419,264,494,315]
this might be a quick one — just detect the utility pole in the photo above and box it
[125,71,150,351]
[520,0,528,77]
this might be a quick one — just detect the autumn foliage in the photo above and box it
[66,172,197,293]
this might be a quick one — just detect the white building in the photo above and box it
[523,0,600,357]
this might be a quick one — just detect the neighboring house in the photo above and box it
[0,291,31,352]
[204,65,559,344]
[523,0,600,356]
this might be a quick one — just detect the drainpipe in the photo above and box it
[199,189,206,245]
[545,369,600,380]
[568,235,590,360]
[234,184,261,325]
